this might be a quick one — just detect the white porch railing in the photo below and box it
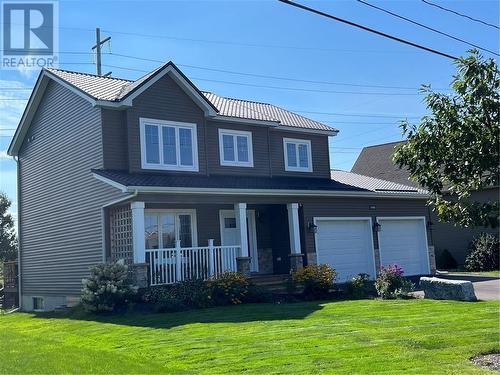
[145,240,240,286]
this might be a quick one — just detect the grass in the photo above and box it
[0,299,499,374]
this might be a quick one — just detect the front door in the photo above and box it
[219,210,258,272]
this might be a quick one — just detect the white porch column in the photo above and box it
[234,203,249,257]
[131,201,146,263]
[287,203,302,254]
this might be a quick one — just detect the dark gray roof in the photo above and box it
[351,141,420,188]
[92,169,366,192]
[331,170,426,194]
[46,63,336,132]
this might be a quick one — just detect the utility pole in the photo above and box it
[92,27,111,76]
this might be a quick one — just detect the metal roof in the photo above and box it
[93,169,364,192]
[46,64,337,132]
[330,169,427,194]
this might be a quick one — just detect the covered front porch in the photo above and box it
[107,201,306,286]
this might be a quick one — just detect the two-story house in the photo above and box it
[8,62,436,311]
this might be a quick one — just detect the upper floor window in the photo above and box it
[140,118,198,171]
[218,129,254,167]
[283,137,312,172]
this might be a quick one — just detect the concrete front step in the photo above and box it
[250,274,303,294]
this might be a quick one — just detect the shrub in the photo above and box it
[293,264,336,299]
[206,272,249,305]
[375,264,414,299]
[81,261,135,312]
[435,248,458,270]
[142,279,210,312]
[465,233,499,272]
[344,273,374,299]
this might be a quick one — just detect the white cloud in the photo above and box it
[0,150,9,160]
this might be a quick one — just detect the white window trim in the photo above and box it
[283,137,313,172]
[218,128,254,167]
[140,117,199,172]
[145,209,198,249]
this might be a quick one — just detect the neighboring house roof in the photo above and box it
[330,170,427,194]
[92,169,428,198]
[350,141,420,188]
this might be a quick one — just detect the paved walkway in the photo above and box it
[413,274,500,300]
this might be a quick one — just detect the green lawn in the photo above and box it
[0,300,499,374]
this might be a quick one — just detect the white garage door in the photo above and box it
[378,217,430,276]
[315,218,376,282]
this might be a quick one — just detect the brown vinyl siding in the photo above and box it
[270,130,331,178]
[101,109,128,170]
[301,198,432,254]
[18,81,125,297]
[205,120,271,176]
[126,74,207,174]
[431,188,499,265]
[136,193,430,257]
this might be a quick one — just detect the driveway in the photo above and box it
[413,274,500,300]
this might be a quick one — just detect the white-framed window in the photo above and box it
[218,129,254,167]
[144,209,197,249]
[140,118,199,172]
[283,138,313,172]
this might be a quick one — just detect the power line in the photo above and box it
[107,52,450,91]
[421,0,500,30]
[100,28,425,55]
[278,0,458,59]
[356,0,499,56]
[103,64,423,96]
[290,110,423,118]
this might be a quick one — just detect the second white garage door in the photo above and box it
[378,217,430,276]
[315,218,376,282]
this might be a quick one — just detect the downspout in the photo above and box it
[13,156,21,310]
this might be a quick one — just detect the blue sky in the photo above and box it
[1,0,499,221]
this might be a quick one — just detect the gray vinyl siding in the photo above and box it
[205,120,271,176]
[102,109,128,170]
[18,81,125,297]
[126,74,207,174]
[270,130,331,178]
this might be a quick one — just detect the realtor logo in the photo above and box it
[1,1,58,69]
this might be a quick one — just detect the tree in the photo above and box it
[394,51,499,228]
[0,192,17,263]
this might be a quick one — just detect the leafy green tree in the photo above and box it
[394,51,499,228]
[0,192,17,262]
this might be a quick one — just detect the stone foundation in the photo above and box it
[258,248,274,274]
[128,263,148,289]
[306,252,317,266]
[289,253,304,273]
[428,245,436,274]
[236,257,251,277]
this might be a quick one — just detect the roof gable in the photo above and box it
[351,141,421,188]
[8,62,337,155]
